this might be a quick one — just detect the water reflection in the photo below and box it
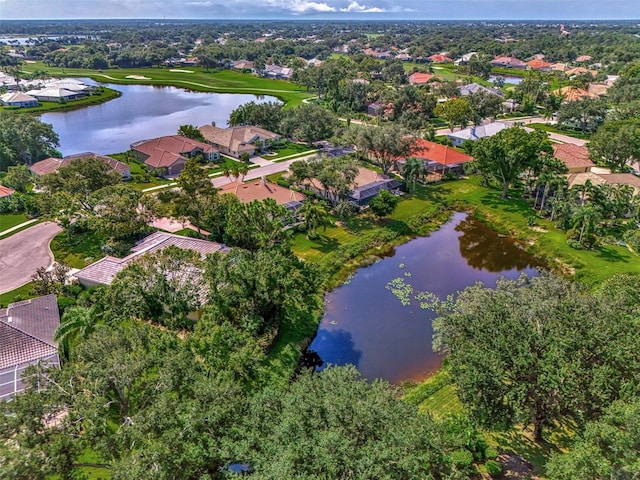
[309,212,542,384]
[456,217,545,272]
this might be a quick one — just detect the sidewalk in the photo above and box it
[0,218,39,238]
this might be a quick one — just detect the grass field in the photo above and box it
[528,122,591,140]
[0,282,36,308]
[0,213,30,232]
[20,62,314,108]
[50,231,105,269]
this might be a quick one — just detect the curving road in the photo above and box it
[0,222,62,294]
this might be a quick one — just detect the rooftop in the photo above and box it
[218,180,305,205]
[552,144,595,170]
[131,135,218,168]
[30,152,130,176]
[448,122,510,142]
[410,139,474,165]
[0,294,60,370]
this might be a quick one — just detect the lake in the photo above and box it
[309,212,545,384]
[40,81,278,156]
[489,74,523,85]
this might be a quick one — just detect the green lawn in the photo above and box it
[0,213,30,232]
[20,62,314,108]
[50,231,105,269]
[266,142,318,160]
[528,123,591,140]
[0,282,36,308]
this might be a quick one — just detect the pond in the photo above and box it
[309,212,545,384]
[489,74,523,85]
[40,80,278,156]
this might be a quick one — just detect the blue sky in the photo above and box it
[1,0,639,20]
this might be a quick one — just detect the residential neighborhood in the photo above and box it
[1,15,639,480]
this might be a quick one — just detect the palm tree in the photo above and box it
[571,204,602,245]
[298,200,330,239]
[402,157,426,191]
[54,306,98,356]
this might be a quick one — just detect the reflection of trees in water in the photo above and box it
[313,329,362,370]
[456,218,541,272]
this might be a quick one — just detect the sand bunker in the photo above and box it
[169,69,194,73]
[126,75,151,80]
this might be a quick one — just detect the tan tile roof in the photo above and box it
[219,180,305,205]
[553,144,595,170]
[131,135,218,168]
[199,125,279,153]
[567,172,640,194]
[30,152,129,176]
[554,86,598,102]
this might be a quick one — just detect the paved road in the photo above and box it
[0,222,62,294]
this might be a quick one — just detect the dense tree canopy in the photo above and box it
[0,113,60,169]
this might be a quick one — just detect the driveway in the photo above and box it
[0,221,62,294]
[211,154,320,188]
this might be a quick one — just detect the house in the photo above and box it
[501,99,520,113]
[395,53,412,61]
[491,55,527,69]
[130,135,219,176]
[454,52,477,66]
[400,139,474,178]
[218,179,305,212]
[458,83,504,97]
[367,103,383,116]
[0,92,39,108]
[30,152,131,179]
[552,144,595,173]
[565,67,598,77]
[231,60,255,71]
[347,168,403,206]
[526,59,553,71]
[551,62,570,72]
[588,83,610,97]
[26,87,84,103]
[447,122,510,146]
[575,55,592,62]
[0,185,15,199]
[553,86,598,103]
[408,72,434,85]
[263,64,293,80]
[428,54,453,64]
[75,232,227,289]
[199,125,280,158]
[0,295,60,401]
[566,172,640,196]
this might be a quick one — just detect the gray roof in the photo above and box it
[458,83,504,97]
[448,122,510,142]
[0,294,60,369]
[75,232,227,287]
[349,179,403,201]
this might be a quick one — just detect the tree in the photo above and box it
[467,90,503,125]
[174,158,217,232]
[588,120,640,172]
[39,157,121,211]
[466,53,492,79]
[473,126,553,199]
[402,157,426,191]
[434,98,472,131]
[280,103,340,145]
[2,163,33,192]
[547,400,640,480]
[223,198,292,251]
[228,101,283,132]
[558,97,608,133]
[570,204,603,246]
[368,190,399,217]
[432,273,640,442]
[0,113,60,169]
[237,366,474,479]
[352,124,415,174]
[298,200,330,238]
[176,124,205,142]
[89,184,151,241]
[54,306,99,354]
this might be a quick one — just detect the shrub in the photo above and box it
[484,447,499,460]
[485,460,502,477]
[527,215,537,226]
[450,449,474,469]
[368,190,399,217]
[624,229,640,253]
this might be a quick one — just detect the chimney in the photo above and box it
[211,121,216,127]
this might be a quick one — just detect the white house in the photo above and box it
[447,122,511,146]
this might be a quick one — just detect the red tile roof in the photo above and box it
[218,181,305,205]
[408,72,435,84]
[527,59,553,70]
[131,135,218,168]
[552,144,595,170]
[409,139,474,165]
[428,54,452,63]
[30,153,129,176]
[0,185,15,198]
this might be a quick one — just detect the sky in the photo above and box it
[1,0,639,20]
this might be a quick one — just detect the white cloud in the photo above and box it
[340,1,385,12]
[186,1,214,5]
[265,0,336,14]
